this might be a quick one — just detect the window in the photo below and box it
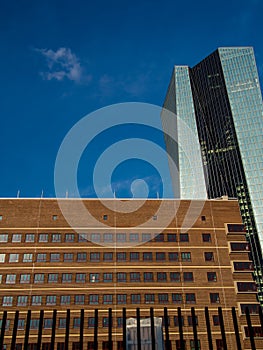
[152,215,157,220]
[6,274,16,284]
[117,252,126,261]
[170,272,180,282]
[77,252,87,262]
[0,215,2,222]
[169,252,179,261]
[142,233,151,242]
[9,253,19,262]
[130,233,139,242]
[130,252,139,261]
[65,233,75,242]
[180,233,189,242]
[75,295,85,305]
[34,274,44,283]
[186,293,196,304]
[90,273,99,283]
[156,252,165,261]
[213,315,220,326]
[155,234,164,242]
[130,272,140,282]
[76,273,86,283]
[204,252,214,261]
[201,215,206,221]
[117,294,127,304]
[144,272,153,282]
[0,275,2,283]
[12,234,22,242]
[233,262,253,271]
[2,296,13,306]
[240,304,260,314]
[78,233,88,242]
[230,242,249,251]
[52,234,61,242]
[181,252,191,262]
[102,317,109,327]
[48,274,58,283]
[202,233,211,242]
[117,233,126,243]
[103,252,113,261]
[17,319,25,330]
[227,224,245,233]
[60,295,71,305]
[103,233,113,243]
[103,273,113,282]
[17,296,28,306]
[90,233,100,243]
[64,253,73,262]
[52,215,58,221]
[143,252,153,261]
[117,318,123,328]
[158,294,168,303]
[23,253,33,262]
[237,282,257,292]
[244,326,263,338]
[31,296,42,306]
[103,215,108,220]
[36,253,46,262]
[89,295,99,305]
[117,273,127,282]
[190,340,201,350]
[62,274,72,283]
[30,319,40,329]
[25,234,35,242]
[103,294,113,304]
[46,295,56,305]
[188,316,198,326]
[131,294,141,304]
[167,233,176,242]
[157,272,167,282]
[20,274,30,284]
[73,318,81,328]
[0,234,8,242]
[88,317,95,328]
[50,253,60,262]
[39,234,48,242]
[59,318,66,328]
[44,319,53,328]
[210,293,220,303]
[0,253,6,263]
[207,272,217,282]
[174,316,184,326]
[90,252,100,262]
[183,272,194,282]
[145,294,155,303]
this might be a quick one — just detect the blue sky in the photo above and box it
[0,0,263,198]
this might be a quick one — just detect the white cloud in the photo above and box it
[35,47,91,83]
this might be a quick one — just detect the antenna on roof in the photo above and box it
[66,190,68,198]
[41,190,44,198]
[17,190,20,198]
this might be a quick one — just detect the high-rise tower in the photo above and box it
[163,47,263,302]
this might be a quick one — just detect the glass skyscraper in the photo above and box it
[163,47,263,302]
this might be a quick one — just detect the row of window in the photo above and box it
[0,292,221,306]
[0,271,218,284]
[0,232,212,244]
[0,251,216,263]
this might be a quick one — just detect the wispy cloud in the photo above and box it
[35,47,92,83]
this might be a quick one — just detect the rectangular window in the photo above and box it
[183,272,194,282]
[213,315,220,326]
[31,295,42,306]
[169,252,179,261]
[25,234,35,242]
[62,274,72,283]
[75,295,85,305]
[131,294,141,304]
[202,233,211,242]
[30,319,40,329]
[244,326,263,338]
[77,252,87,262]
[144,272,153,282]
[130,233,139,242]
[204,252,214,261]
[20,274,30,284]
[207,272,217,282]
[156,252,165,261]
[237,282,257,292]
[59,318,66,328]
[102,317,109,327]
[44,319,53,329]
[78,233,88,242]
[142,233,151,242]
[190,340,201,350]
[60,295,71,305]
[233,262,253,271]
[48,274,58,283]
[23,253,33,262]
[158,293,168,303]
[117,252,126,261]
[186,293,196,304]
[90,252,100,262]
[103,294,113,304]
[76,273,86,283]
[89,295,99,305]
[91,233,100,243]
[230,242,249,251]
[181,252,191,262]
[130,252,139,261]
[2,296,13,306]
[170,272,180,282]
[157,272,167,282]
[167,233,176,242]
[130,272,140,282]
[52,234,61,242]
[188,316,198,326]
[46,295,56,305]
[145,294,155,303]
[65,233,75,242]
[36,253,46,262]
[90,273,99,283]
[103,273,113,282]
[0,234,8,242]
[17,319,25,330]
[103,252,113,261]
[117,294,127,304]
[88,317,95,328]
[12,234,22,242]
[64,253,73,262]
[240,304,260,314]
[73,318,80,328]
[17,296,28,306]
[227,224,245,233]
[34,274,44,283]
[6,274,16,284]
[50,253,60,262]
[174,316,184,326]
[39,234,48,242]
[103,233,113,243]
[9,253,19,262]
[210,293,220,303]
[117,318,123,328]
[155,234,164,242]
[117,272,127,282]
[0,253,5,263]
[117,233,126,242]
[180,233,189,242]
[143,252,153,261]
